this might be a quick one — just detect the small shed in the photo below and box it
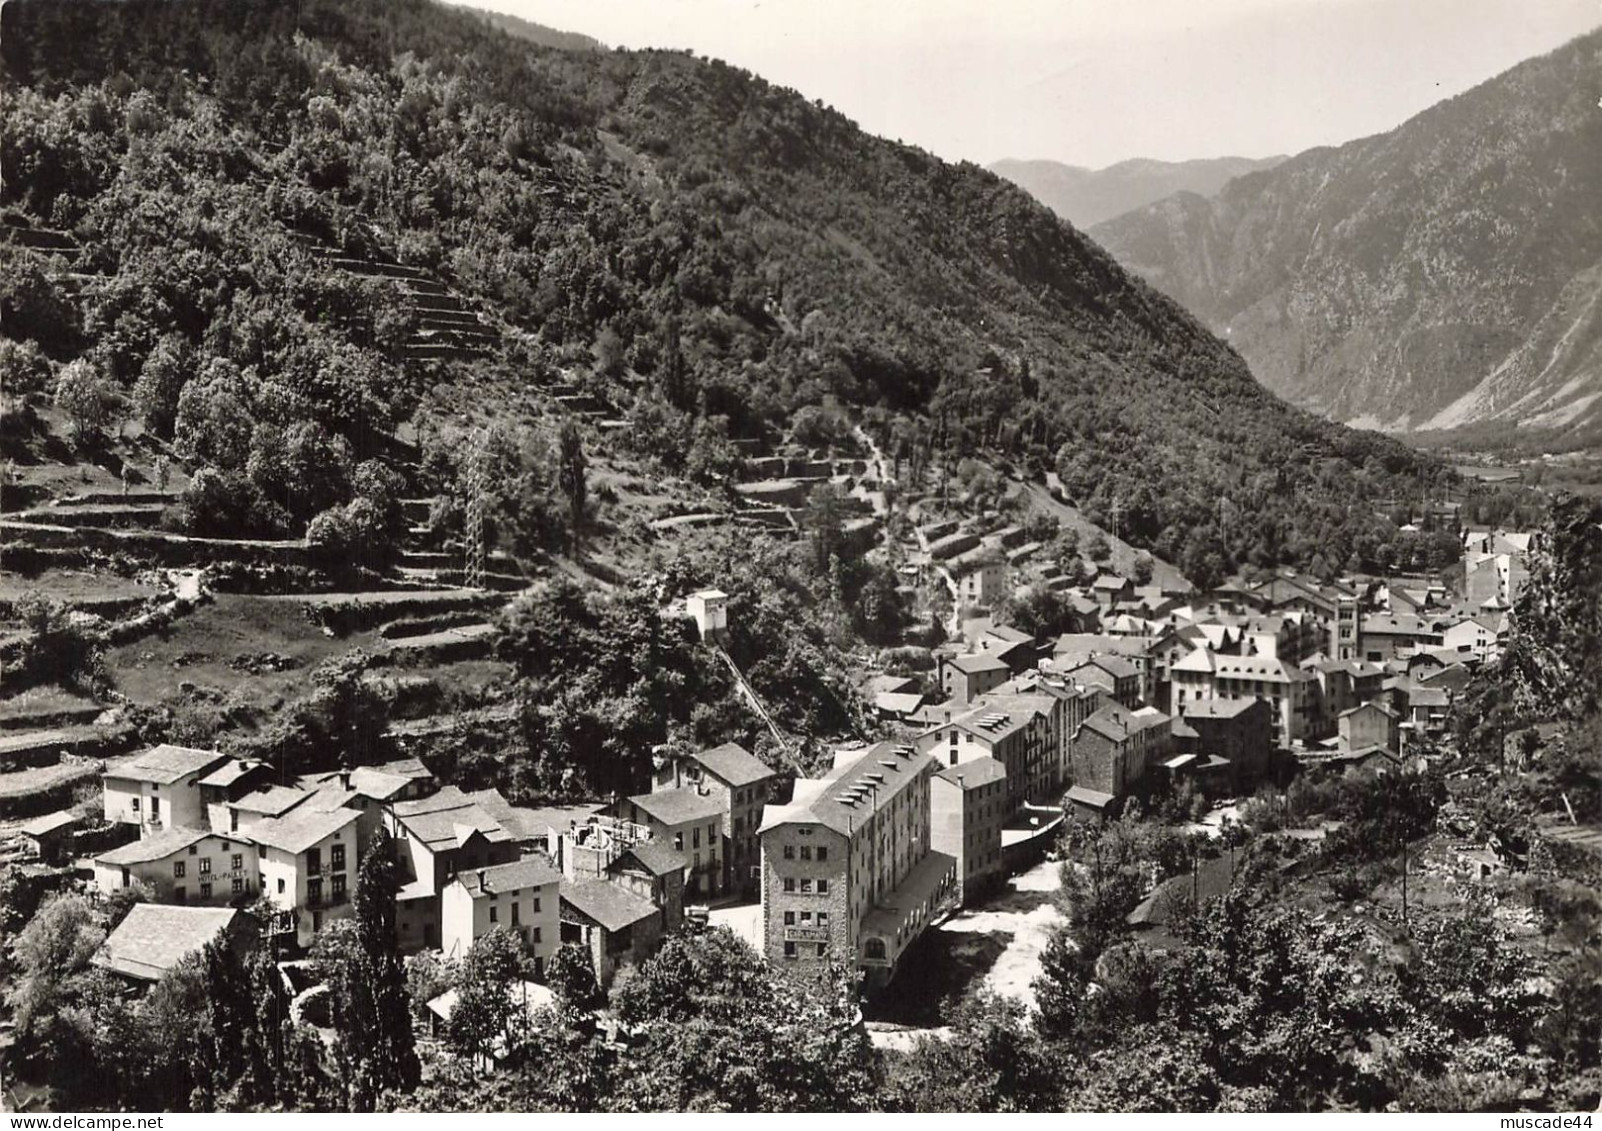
[19,811,84,865]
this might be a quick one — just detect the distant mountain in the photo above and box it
[1091,29,1602,445]
[452,4,604,52]
[989,155,1285,230]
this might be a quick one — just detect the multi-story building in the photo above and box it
[1062,655,1141,709]
[914,698,1051,816]
[1069,704,1172,799]
[440,856,563,972]
[1169,649,1316,748]
[930,756,1006,905]
[950,550,1008,608]
[1175,698,1274,785]
[1051,634,1154,704]
[1359,614,1445,664]
[102,744,229,835]
[1338,701,1401,755]
[757,742,955,992]
[94,826,258,905]
[253,807,362,946]
[938,652,1012,705]
[387,787,520,951]
[651,742,778,897]
[1247,572,1362,662]
[618,787,726,901]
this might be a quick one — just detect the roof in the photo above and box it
[1208,655,1311,683]
[427,981,552,1024]
[373,756,434,781]
[875,691,926,715]
[943,703,1039,745]
[1339,701,1398,720]
[613,841,687,877]
[1128,853,1237,928]
[560,879,660,933]
[861,673,919,698]
[1066,785,1115,809]
[1410,687,1452,708]
[936,756,1007,790]
[1362,614,1441,637]
[232,786,312,818]
[860,850,958,939]
[20,811,81,838]
[1080,703,1171,743]
[96,905,239,983]
[628,788,726,827]
[105,744,225,785]
[249,807,359,855]
[452,855,563,896]
[1092,574,1130,591]
[1069,654,1139,680]
[946,652,1011,675]
[97,825,237,866]
[690,742,775,788]
[198,759,268,789]
[394,788,515,849]
[759,741,934,837]
[1054,633,1147,659]
[986,625,1034,645]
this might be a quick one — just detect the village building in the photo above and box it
[1061,654,1142,709]
[1338,701,1401,755]
[1360,614,1446,664]
[94,904,248,985]
[929,756,1007,905]
[94,826,259,905]
[197,758,276,830]
[102,744,230,835]
[252,806,362,946]
[1069,703,1173,800]
[605,842,688,934]
[1168,649,1315,747]
[440,855,563,972]
[20,810,83,865]
[757,742,955,992]
[937,651,1012,705]
[950,549,1008,608]
[651,741,778,897]
[914,699,1052,817]
[617,787,726,901]
[1174,697,1274,785]
[387,787,520,951]
[1245,572,1363,662]
[1051,634,1154,703]
[219,784,312,835]
[559,879,664,989]
[1442,612,1508,663]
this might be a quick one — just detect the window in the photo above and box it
[175,886,186,902]
[490,905,499,923]
[331,844,346,870]
[800,911,812,923]
[200,882,213,900]
[817,847,828,863]
[232,877,244,895]
[151,798,161,821]
[131,798,140,813]
[817,911,829,927]
[818,880,829,894]
[512,902,522,926]
[174,861,187,878]
[783,941,797,959]
[816,944,827,958]
[188,843,197,856]
[534,897,541,913]
[734,816,743,833]
[693,828,701,849]
[800,879,813,893]
[307,848,322,874]
[308,878,323,905]
[693,851,701,868]
[783,844,795,860]
[277,878,286,894]
[800,846,812,861]
[332,874,346,899]
[199,857,212,875]
[674,832,684,851]
[231,854,243,871]
[784,910,796,926]
[783,879,795,893]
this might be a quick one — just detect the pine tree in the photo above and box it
[356,830,421,1099]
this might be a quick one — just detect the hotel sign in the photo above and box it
[785,926,830,943]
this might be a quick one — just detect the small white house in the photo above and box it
[686,589,729,642]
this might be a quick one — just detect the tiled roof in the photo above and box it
[20,810,81,838]
[946,652,1011,675]
[759,741,933,837]
[249,807,358,855]
[96,904,238,982]
[936,756,1007,789]
[560,879,659,933]
[454,855,562,896]
[613,841,687,877]
[232,786,312,817]
[198,759,268,789]
[97,825,238,866]
[628,788,725,827]
[690,742,776,788]
[105,744,225,785]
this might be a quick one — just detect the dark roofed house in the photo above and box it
[1070,704,1172,799]
[95,904,248,984]
[939,651,1012,705]
[559,879,664,988]
[620,786,731,900]
[651,742,778,898]
[20,810,83,864]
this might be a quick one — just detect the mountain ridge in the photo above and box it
[1090,27,1602,447]
[989,154,1287,230]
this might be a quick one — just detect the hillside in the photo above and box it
[990,155,1285,230]
[0,0,1451,588]
[1091,28,1602,447]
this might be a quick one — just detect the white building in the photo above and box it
[102,745,229,835]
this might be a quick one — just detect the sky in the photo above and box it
[458,0,1602,169]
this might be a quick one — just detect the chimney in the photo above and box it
[339,770,351,791]
[477,869,487,890]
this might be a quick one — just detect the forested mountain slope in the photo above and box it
[1092,29,1602,446]
[1,0,1451,584]
[990,155,1285,231]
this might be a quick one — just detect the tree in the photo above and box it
[447,927,529,1065]
[556,422,587,550]
[133,333,190,437]
[53,357,117,447]
[5,892,105,1069]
